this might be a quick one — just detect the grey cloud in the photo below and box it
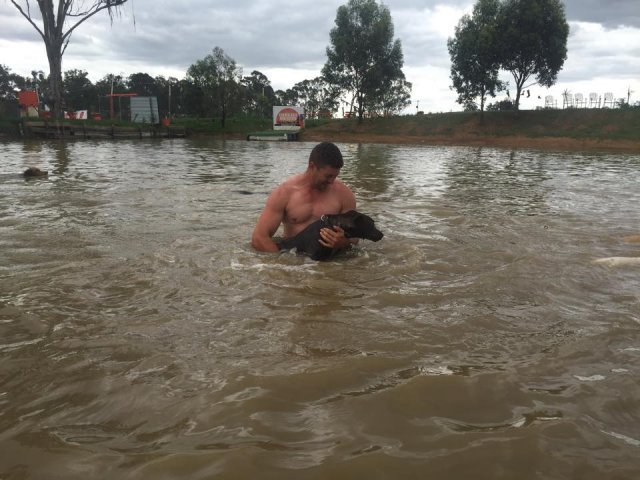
[564,0,640,28]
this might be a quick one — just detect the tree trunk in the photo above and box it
[357,92,365,123]
[11,0,130,124]
[46,41,64,122]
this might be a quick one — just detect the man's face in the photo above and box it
[311,164,340,191]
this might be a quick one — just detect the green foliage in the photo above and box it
[496,0,569,108]
[447,0,504,113]
[0,65,20,118]
[126,72,157,97]
[322,0,409,122]
[279,77,342,118]
[0,64,23,101]
[369,77,412,115]
[449,0,568,111]
[486,99,514,111]
[241,70,276,117]
[63,69,97,111]
[187,47,244,128]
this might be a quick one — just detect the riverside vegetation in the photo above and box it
[2,108,639,152]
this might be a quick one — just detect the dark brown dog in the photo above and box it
[23,167,48,178]
[277,210,383,261]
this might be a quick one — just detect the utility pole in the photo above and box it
[109,75,114,120]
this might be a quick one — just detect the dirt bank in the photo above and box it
[298,110,640,152]
[300,126,640,153]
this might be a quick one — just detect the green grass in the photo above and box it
[2,109,639,142]
[319,108,640,142]
[171,115,273,135]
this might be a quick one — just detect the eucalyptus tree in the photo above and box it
[187,47,243,128]
[275,88,298,108]
[153,76,180,118]
[241,70,276,117]
[9,0,129,121]
[63,68,96,111]
[369,77,412,116]
[95,73,127,95]
[448,0,504,113]
[290,77,342,119]
[322,0,407,122]
[126,72,158,97]
[0,64,26,115]
[0,64,25,101]
[496,0,569,109]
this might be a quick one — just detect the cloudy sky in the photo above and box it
[1,0,639,113]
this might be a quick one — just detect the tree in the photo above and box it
[241,70,276,117]
[63,69,96,111]
[154,75,180,119]
[369,77,412,116]
[173,78,204,117]
[187,47,243,128]
[0,64,26,116]
[448,0,504,113]
[9,0,129,121]
[0,64,25,101]
[126,72,158,97]
[94,73,127,118]
[323,0,408,122]
[496,0,569,109]
[289,77,341,118]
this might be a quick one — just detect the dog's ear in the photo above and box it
[353,213,374,227]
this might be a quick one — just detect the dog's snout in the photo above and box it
[369,230,384,242]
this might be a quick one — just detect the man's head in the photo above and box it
[309,142,343,169]
[308,142,343,191]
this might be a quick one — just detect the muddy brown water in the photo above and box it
[1,138,639,479]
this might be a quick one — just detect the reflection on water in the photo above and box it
[1,138,640,479]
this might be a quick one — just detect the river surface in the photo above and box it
[1,138,639,479]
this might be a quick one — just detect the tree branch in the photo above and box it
[10,0,46,40]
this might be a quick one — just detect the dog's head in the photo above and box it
[23,167,48,178]
[321,210,383,241]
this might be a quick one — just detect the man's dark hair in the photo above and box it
[309,142,343,169]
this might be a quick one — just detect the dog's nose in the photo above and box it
[370,231,384,241]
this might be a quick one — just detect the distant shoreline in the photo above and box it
[299,130,640,153]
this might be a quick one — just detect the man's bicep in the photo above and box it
[257,190,287,237]
[256,206,282,238]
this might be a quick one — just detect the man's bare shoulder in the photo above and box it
[276,173,307,189]
[333,179,356,201]
[333,178,354,193]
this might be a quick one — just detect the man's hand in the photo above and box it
[319,226,351,249]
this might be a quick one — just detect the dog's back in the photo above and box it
[277,210,383,261]
[23,167,48,178]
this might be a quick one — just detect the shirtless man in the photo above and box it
[251,142,356,253]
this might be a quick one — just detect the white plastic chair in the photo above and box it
[563,92,574,108]
[603,92,614,107]
[544,95,557,109]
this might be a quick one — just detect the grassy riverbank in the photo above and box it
[3,108,639,151]
[181,108,640,151]
[299,108,640,152]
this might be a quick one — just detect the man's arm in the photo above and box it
[251,187,287,252]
